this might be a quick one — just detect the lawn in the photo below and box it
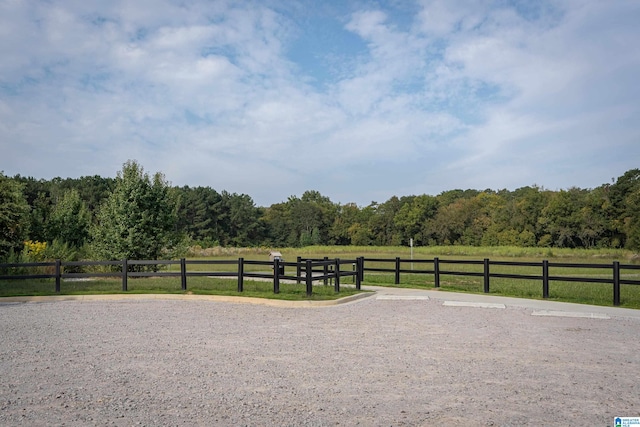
[1,245,638,307]
[0,276,364,301]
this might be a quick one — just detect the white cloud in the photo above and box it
[1,0,639,205]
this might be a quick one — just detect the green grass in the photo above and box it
[276,245,637,309]
[356,273,640,309]
[1,245,638,307]
[0,276,364,301]
[282,245,635,261]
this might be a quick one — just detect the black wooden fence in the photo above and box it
[360,257,640,306]
[2,256,640,306]
[0,257,363,297]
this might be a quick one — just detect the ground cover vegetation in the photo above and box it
[1,245,637,307]
[180,246,640,308]
[2,163,639,264]
[4,160,638,304]
[0,276,363,301]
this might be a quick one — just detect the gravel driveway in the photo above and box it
[1,295,638,426]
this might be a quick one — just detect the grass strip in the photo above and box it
[0,277,364,301]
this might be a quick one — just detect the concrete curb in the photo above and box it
[442,301,506,309]
[364,286,640,319]
[1,287,639,319]
[0,291,375,308]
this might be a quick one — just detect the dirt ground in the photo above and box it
[0,295,638,426]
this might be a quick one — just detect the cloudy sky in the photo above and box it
[1,0,639,206]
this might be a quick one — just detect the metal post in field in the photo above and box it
[410,238,413,270]
[352,262,356,284]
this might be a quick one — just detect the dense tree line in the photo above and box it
[1,164,639,263]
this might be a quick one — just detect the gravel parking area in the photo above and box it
[1,295,639,426]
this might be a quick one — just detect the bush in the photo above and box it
[22,240,47,262]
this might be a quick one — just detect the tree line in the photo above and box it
[1,161,639,264]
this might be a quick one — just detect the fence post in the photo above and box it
[483,258,490,293]
[334,258,340,292]
[613,261,620,306]
[237,257,244,292]
[273,258,280,294]
[55,259,61,293]
[306,259,313,296]
[395,257,401,285]
[297,256,302,284]
[323,256,329,285]
[180,258,187,291]
[122,259,128,292]
[434,257,440,288]
[359,257,365,282]
[355,258,362,290]
[542,260,549,298]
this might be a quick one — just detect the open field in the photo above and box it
[277,245,637,261]
[180,246,640,309]
[0,277,363,301]
[1,245,638,307]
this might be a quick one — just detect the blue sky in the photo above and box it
[1,0,639,207]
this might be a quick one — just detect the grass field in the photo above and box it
[180,245,640,308]
[1,245,638,307]
[0,276,363,301]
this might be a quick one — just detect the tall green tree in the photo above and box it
[538,188,587,248]
[262,202,296,247]
[47,189,91,248]
[624,187,640,251]
[329,203,362,245]
[367,197,404,246]
[294,190,337,246]
[430,196,485,245]
[0,173,30,260]
[262,190,337,247]
[394,194,439,245]
[91,161,177,262]
[174,186,224,244]
[12,176,52,242]
[607,169,640,249]
[220,191,264,246]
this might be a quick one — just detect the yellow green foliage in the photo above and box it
[23,240,47,261]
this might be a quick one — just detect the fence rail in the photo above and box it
[2,256,639,306]
[359,257,640,306]
[0,257,363,296]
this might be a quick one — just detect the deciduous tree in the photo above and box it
[0,173,30,260]
[47,189,91,248]
[91,161,177,263]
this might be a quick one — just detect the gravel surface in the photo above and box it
[0,296,639,426]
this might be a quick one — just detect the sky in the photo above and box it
[1,0,639,207]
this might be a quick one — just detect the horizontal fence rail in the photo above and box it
[0,257,363,297]
[2,255,639,305]
[359,257,640,306]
